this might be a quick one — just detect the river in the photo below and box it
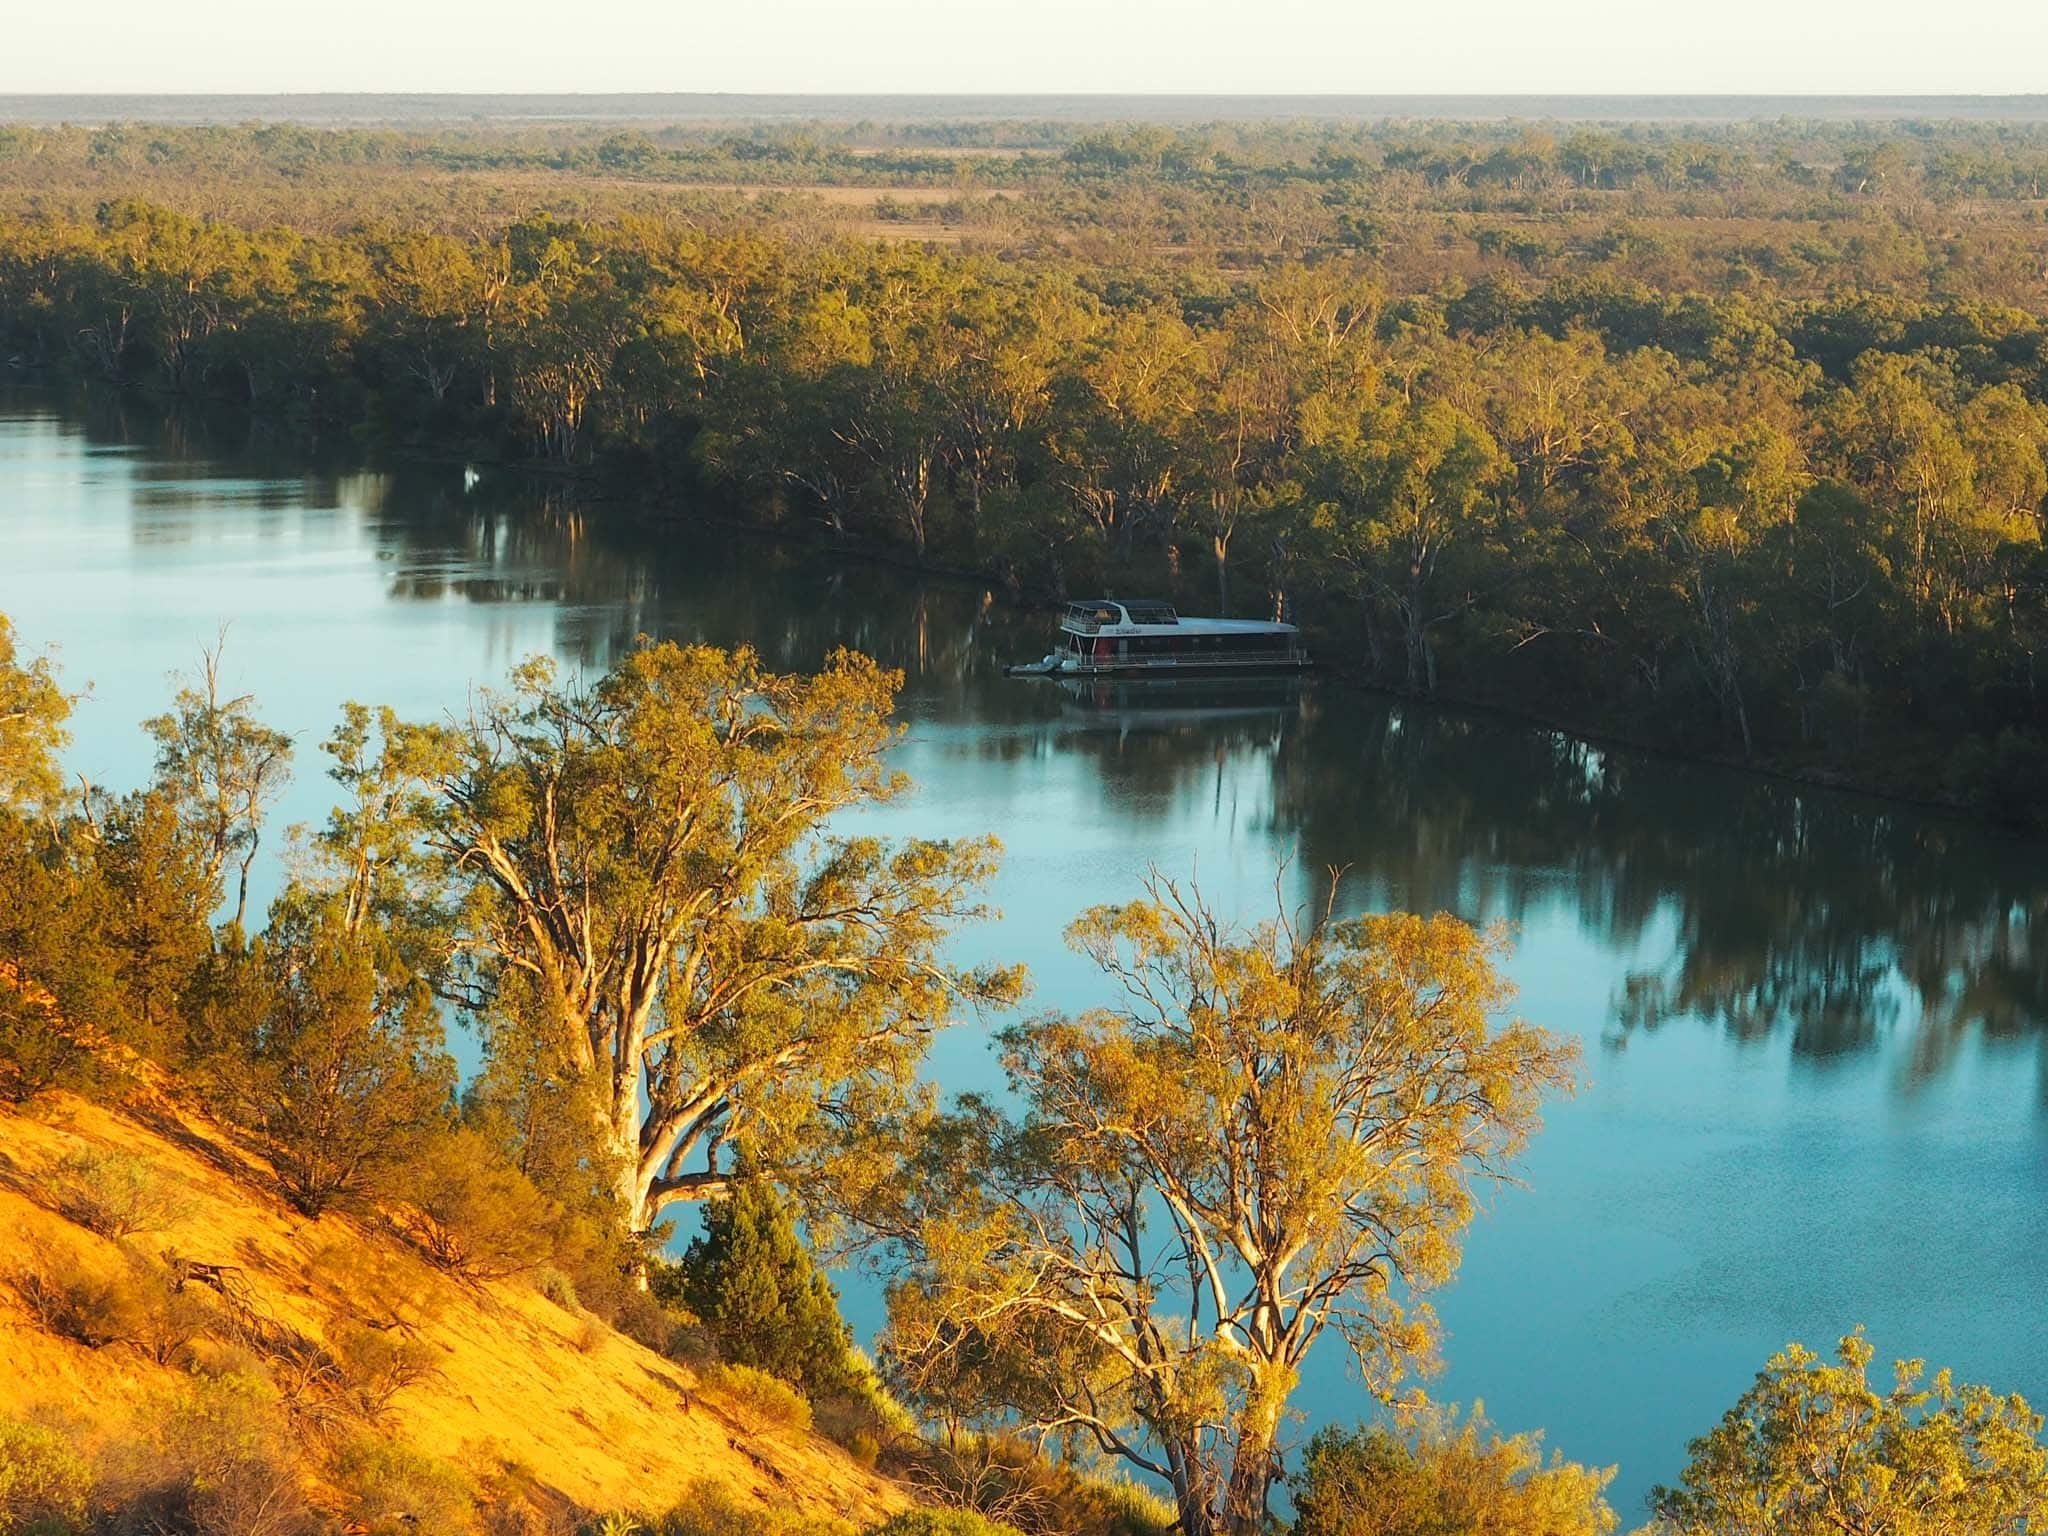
[3,386,2045,1519]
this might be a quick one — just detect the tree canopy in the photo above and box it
[879,878,1577,1536]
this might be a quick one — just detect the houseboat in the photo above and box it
[1007,600,1310,677]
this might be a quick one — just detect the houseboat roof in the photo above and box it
[1061,600,1297,636]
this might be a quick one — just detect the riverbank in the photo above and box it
[6,367,2043,835]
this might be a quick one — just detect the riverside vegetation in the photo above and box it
[0,114,2046,824]
[3,612,2045,1536]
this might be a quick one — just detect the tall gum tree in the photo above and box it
[423,642,1014,1237]
[880,876,1577,1536]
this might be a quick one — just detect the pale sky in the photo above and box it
[5,0,2047,97]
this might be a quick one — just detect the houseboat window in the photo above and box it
[1122,602,1179,626]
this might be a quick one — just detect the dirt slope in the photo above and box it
[0,1083,909,1528]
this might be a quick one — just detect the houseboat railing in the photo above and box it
[1071,648,1308,669]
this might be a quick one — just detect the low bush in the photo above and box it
[0,993,102,1106]
[390,1125,560,1279]
[1292,1406,1616,1536]
[330,1324,437,1423]
[46,1146,192,1238]
[0,1415,92,1534]
[815,1346,919,1461]
[609,1288,684,1356]
[699,1363,812,1432]
[333,1436,481,1536]
[305,1239,444,1333]
[620,1480,856,1536]
[123,1252,216,1368]
[863,1513,1027,1536]
[900,1437,1172,1536]
[12,1238,138,1350]
[534,1265,579,1312]
[155,1371,316,1536]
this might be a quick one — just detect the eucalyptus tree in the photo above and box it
[1648,1332,2048,1536]
[419,641,1014,1238]
[0,614,72,817]
[144,641,293,933]
[1308,396,1508,693]
[880,876,1576,1536]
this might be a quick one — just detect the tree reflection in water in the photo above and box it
[38,385,2048,1096]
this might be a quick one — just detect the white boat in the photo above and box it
[1006,599,1310,677]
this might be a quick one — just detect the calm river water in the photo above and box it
[4,387,2045,1517]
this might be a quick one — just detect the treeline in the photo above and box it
[5,184,2045,821]
[14,115,2048,201]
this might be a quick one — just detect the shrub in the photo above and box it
[700,1363,812,1432]
[0,991,102,1106]
[46,1146,192,1237]
[185,909,455,1218]
[863,1513,1027,1536]
[0,1415,91,1534]
[333,1436,480,1536]
[666,1171,858,1398]
[899,1436,1167,1536]
[156,1371,315,1536]
[535,1266,579,1312]
[11,1238,140,1350]
[330,1324,437,1423]
[608,1288,682,1356]
[1293,1405,1616,1536]
[123,1251,216,1367]
[11,1240,213,1365]
[815,1349,919,1468]
[389,1125,560,1279]
[635,1480,855,1536]
[305,1239,444,1332]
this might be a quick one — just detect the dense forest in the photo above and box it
[0,114,2044,828]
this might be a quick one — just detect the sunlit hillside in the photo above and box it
[0,1072,908,1531]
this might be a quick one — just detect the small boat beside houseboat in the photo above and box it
[1005,599,1310,677]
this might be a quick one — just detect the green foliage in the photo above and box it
[9,112,2048,832]
[46,1146,192,1238]
[186,898,455,1217]
[900,1436,1173,1536]
[670,1170,857,1398]
[883,877,1577,1536]
[388,1123,562,1278]
[1292,1407,1616,1536]
[0,984,102,1107]
[11,1238,214,1365]
[699,1363,814,1432]
[0,813,118,1104]
[0,1416,91,1535]
[333,1436,480,1536]
[615,1479,856,1536]
[423,641,1013,1238]
[143,645,293,932]
[153,1376,313,1536]
[329,1324,438,1423]
[1646,1331,2048,1536]
[863,1513,1026,1536]
[0,615,72,818]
